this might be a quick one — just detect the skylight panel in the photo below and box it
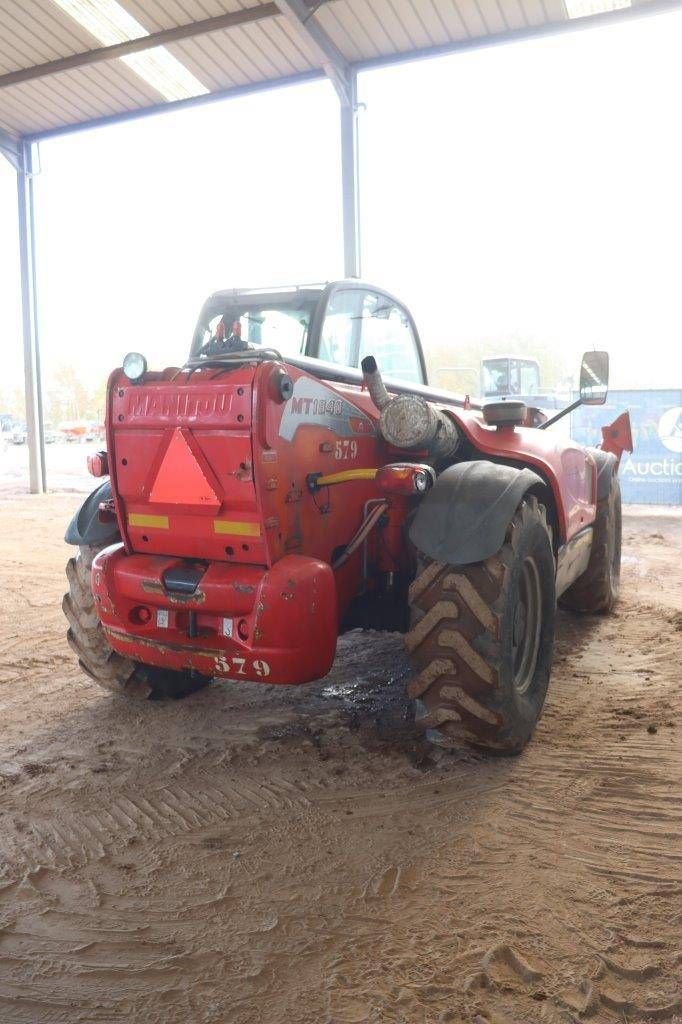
[51,0,209,101]
[564,0,631,20]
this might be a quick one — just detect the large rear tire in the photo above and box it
[63,543,211,699]
[406,496,556,754]
[559,473,621,614]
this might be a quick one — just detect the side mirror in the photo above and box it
[579,350,609,405]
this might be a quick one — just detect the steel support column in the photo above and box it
[339,73,360,279]
[274,0,361,278]
[16,140,46,493]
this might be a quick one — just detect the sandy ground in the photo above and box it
[0,495,680,1024]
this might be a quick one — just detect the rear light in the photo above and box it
[376,463,435,496]
[88,450,109,477]
[129,605,152,625]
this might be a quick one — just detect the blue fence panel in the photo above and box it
[570,390,682,506]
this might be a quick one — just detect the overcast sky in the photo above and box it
[1,7,682,404]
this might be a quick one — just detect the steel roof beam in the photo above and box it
[0,4,282,90]
[274,0,352,105]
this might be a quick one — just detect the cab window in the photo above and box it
[357,292,423,384]
[318,289,363,365]
[200,307,309,358]
[519,361,540,394]
[242,308,309,354]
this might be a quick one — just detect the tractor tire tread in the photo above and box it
[407,496,551,754]
[63,543,210,700]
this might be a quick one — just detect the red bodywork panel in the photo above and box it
[100,360,602,684]
[450,416,598,538]
[93,546,338,683]
[107,367,264,565]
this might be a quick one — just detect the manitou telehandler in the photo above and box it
[64,281,632,753]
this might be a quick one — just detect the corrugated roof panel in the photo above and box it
[499,0,532,29]
[386,1,437,49]
[66,57,166,106]
[182,33,254,86]
[0,75,58,133]
[315,4,369,61]
[165,29,244,88]
[414,0,461,43]
[169,0,274,21]
[49,71,133,118]
[162,38,227,90]
[352,0,415,52]
[542,0,571,22]
[162,17,314,93]
[61,63,160,108]
[0,0,99,72]
[4,79,107,134]
[348,11,388,57]
[0,0,656,139]
[472,0,509,33]
[339,0,407,52]
[214,22,289,78]
[402,0,449,46]
[518,0,551,26]
[120,0,270,34]
[116,0,199,31]
[0,57,172,135]
[430,0,471,40]
[196,26,273,79]
[27,0,104,51]
[448,0,488,38]
[0,89,64,134]
[205,24,281,80]
[251,16,311,74]
[237,19,313,74]
[0,8,71,70]
[270,14,323,66]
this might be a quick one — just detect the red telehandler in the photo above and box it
[64,282,632,753]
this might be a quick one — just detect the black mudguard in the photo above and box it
[587,447,618,501]
[64,480,121,547]
[409,460,544,566]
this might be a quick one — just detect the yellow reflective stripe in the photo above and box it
[316,468,378,486]
[128,513,169,529]
[213,519,261,537]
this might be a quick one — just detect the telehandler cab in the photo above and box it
[64,281,631,753]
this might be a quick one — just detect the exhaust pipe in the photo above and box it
[361,355,391,410]
[361,356,459,460]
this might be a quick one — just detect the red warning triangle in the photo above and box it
[149,427,221,507]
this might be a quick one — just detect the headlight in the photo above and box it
[123,352,147,382]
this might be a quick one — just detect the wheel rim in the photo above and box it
[512,556,542,694]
